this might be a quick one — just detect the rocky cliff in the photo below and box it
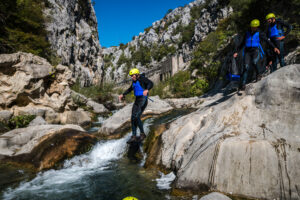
[145,64,300,199]
[101,0,232,84]
[44,0,103,87]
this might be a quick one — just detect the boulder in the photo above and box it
[28,116,48,126]
[148,65,300,199]
[99,96,173,135]
[0,124,96,170]
[86,99,109,114]
[200,192,232,200]
[0,52,52,108]
[71,91,109,114]
[60,110,91,127]
[0,110,13,122]
[12,105,52,117]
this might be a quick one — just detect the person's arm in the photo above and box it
[260,32,280,54]
[123,85,133,96]
[233,33,246,57]
[279,19,292,36]
[140,76,153,96]
[119,84,133,101]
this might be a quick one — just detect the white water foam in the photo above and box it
[156,172,176,190]
[3,135,129,199]
[3,119,153,199]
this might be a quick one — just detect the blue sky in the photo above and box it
[94,0,194,47]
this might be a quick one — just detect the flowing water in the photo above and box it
[0,110,193,200]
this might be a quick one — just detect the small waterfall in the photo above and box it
[3,119,154,200]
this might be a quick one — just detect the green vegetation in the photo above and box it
[132,45,152,65]
[8,115,36,129]
[0,0,58,63]
[71,80,114,103]
[151,71,209,98]
[144,26,152,33]
[190,18,234,84]
[152,44,176,61]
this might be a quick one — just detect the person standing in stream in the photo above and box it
[119,68,154,143]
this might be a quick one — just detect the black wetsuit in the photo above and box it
[235,29,276,86]
[123,75,153,136]
[266,19,292,72]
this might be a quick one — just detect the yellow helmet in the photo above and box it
[250,19,260,27]
[122,197,138,200]
[266,13,276,20]
[129,68,140,76]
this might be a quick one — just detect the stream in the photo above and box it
[0,109,193,200]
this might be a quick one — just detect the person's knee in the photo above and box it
[131,115,138,122]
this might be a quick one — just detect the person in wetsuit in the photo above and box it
[119,68,153,143]
[233,19,280,90]
[265,13,292,72]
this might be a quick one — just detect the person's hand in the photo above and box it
[233,53,238,58]
[119,94,124,102]
[143,90,148,96]
[277,36,285,40]
[274,48,280,54]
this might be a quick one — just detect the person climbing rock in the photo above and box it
[119,68,153,143]
[233,19,280,90]
[265,13,292,72]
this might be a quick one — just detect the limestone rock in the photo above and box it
[28,116,48,126]
[60,110,91,127]
[86,99,109,114]
[200,192,232,200]
[0,124,96,170]
[0,110,13,122]
[12,105,52,117]
[71,91,109,114]
[44,0,103,86]
[44,109,60,124]
[148,65,300,199]
[0,52,52,108]
[165,97,203,109]
[99,96,173,135]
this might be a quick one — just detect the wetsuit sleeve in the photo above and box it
[279,20,292,36]
[234,33,246,53]
[260,32,276,49]
[143,76,154,90]
[123,85,133,96]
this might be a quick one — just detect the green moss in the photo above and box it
[8,115,36,129]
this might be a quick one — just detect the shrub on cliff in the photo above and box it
[0,0,53,60]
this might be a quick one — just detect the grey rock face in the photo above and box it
[200,192,232,200]
[60,110,91,127]
[71,91,109,114]
[99,96,173,135]
[151,65,300,199]
[0,124,84,156]
[0,52,52,108]
[28,116,48,126]
[44,0,103,86]
[0,111,13,123]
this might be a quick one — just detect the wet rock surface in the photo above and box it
[147,65,300,199]
[0,124,96,170]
